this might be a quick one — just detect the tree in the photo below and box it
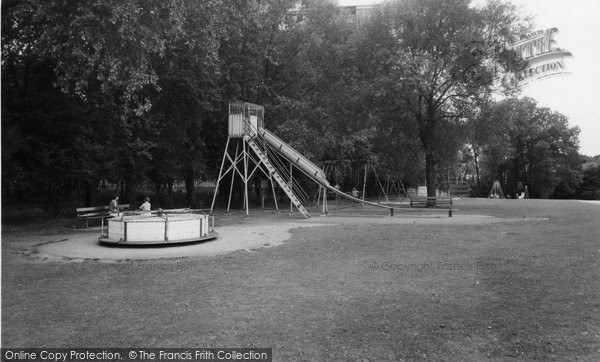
[2,0,229,208]
[358,0,527,197]
[261,0,354,159]
[1,1,110,213]
[144,0,225,206]
[471,97,581,198]
[577,157,600,199]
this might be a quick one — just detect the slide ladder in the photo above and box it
[245,136,310,218]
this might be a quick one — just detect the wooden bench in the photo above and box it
[75,204,130,228]
[409,197,454,217]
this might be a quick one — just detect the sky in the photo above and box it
[338,0,600,156]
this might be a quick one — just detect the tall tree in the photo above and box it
[1,0,110,212]
[361,0,527,197]
[3,0,227,207]
[145,0,225,206]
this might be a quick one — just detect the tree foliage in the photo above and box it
[2,0,594,216]
[577,157,600,199]
[355,0,528,196]
[469,97,582,198]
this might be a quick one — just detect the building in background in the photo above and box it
[289,2,378,24]
[339,4,378,20]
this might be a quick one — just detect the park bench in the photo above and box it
[75,204,130,228]
[409,197,454,217]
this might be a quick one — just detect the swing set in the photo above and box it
[318,159,407,208]
[381,175,409,203]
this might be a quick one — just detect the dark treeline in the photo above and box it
[2,0,598,216]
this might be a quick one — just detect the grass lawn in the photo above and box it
[2,199,600,360]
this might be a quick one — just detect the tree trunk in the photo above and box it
[417,103,437,202]
[425,152,437,202]
[85,180,93,206]
[185,167,195,207]
[474,151,480,185]
[120,179,125,201]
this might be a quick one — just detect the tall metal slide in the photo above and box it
[254,127,393,216]
[212,102,393,218]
